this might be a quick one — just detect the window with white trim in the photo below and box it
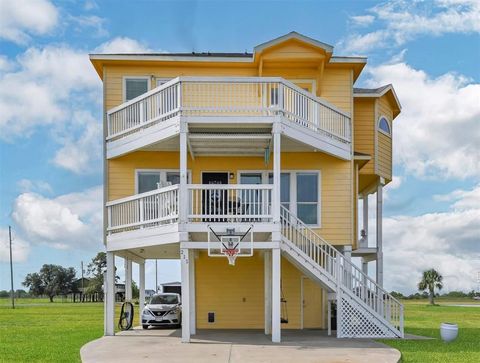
[378,116,391,135]
[238,170,320,226]
[136,170,189,194]
[124,77,149,102]
[296,173,319,225]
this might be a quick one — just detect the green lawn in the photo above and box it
[0,297,479,362]
[0,298,139,363]
[380,298,480,363]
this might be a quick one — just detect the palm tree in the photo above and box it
[418,269,443,305]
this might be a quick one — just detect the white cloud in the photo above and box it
[94,37,152,53]
[17,179,53,194]
[339,0,480,53]
[68,14,108,37]
[361,183,480,293]
[52,110,102,174]
[434,184,480,211]
[0,36,150,174]
[12,186,103,250]
[0,0,59,44]
[351,15,375,27]
[365,62,480,180]
[0,228,30,263]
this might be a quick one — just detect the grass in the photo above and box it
[380,298,480,363]
[0,297,139,363]
[0,297,479,362]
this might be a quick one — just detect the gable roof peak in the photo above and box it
[254,31,334,55]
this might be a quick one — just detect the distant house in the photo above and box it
[145,289,156,298]
[161,282,181,295]
[73,277,91,294]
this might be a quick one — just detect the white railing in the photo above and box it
[106,185,179,234]
[188,184,273,222]
[280,205,403,337]
[106,77,351,144]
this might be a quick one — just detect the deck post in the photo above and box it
[139,259,145,309]
[189,249,196,335]
[105,251,115,336]
[376,181,384,287]
[124,258,132,301]
[271,248,281,343]
[180,248,190,342]
[361,193,368,247]
[179,122,188,226]
[264,250,272,335]
[272,120,281,226]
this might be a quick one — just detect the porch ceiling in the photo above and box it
[116,242,181,261]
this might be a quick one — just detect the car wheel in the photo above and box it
[142,325,149,330]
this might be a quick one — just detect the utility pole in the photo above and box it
[8,226,15,309]
[81,261,84,302]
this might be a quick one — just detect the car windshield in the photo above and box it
[150,295,178,304]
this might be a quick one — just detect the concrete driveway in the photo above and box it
[81,328,401,363]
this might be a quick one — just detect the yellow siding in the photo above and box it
[377,132,392,179]
[354,98,375,175]
[320,68,352,114]
[195,251,323,329]
[104,65,256,110]
[376,96,393,180]
[108,151,352,245]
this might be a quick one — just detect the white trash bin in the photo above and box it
[440,322,458,342]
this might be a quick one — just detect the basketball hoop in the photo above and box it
[221,236,241,265]
[207,225,253,265]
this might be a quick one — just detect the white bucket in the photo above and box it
[440,322,458,342]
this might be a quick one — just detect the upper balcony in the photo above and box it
[105,77,352,160]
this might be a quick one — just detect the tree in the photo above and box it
[418,269,443,305]
[23,264,76,302]
[85,252,107,296]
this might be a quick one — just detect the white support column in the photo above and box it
[271,248,281,343]
[343,246,352,290]
[189,250,196,335]
[139,260,145,309]
[180,248,190,342]
[264,250,272,335]
[105,252,115,336]
[376,182,384,287]
[179,124,188,227]
[272,121,281,232]
[361,193,369,247]
[124,258,132,301]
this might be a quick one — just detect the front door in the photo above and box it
[202,172,229,221]
[302,277,323,329]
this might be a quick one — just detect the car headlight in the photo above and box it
[143,308,155,316]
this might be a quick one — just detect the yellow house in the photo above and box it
[90,32,403,342]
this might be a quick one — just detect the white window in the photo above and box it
[123,77,150,102]
[136,170,189,194]
[238,170,320,226]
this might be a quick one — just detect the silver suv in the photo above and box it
[142,293,181,329]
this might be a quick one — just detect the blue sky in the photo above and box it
[0,0,479,294]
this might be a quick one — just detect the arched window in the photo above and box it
[378,116,391,135]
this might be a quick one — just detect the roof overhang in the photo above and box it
[354,84,402,118]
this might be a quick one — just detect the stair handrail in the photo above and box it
[280,205,403,333]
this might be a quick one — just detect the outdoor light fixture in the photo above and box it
[229,172,234,179]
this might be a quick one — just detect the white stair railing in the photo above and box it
[280,205,403,337]
[106,185,179,234]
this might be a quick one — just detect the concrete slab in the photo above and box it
[81,328,401,363]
